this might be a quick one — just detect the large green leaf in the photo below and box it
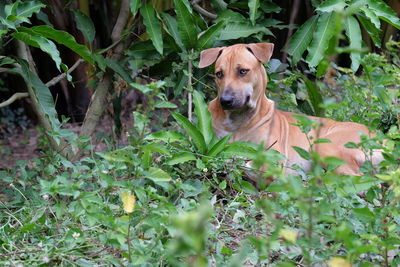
[367,0,400,29]
[141,4,163,55]
[173,0,199,49]
[208,135,231,157]
[11,59,60,130]
[356,13,382,47]
[221,142,257,159]
[28,25,94,64]
[219,22,272,40]
[104,58,133,83]
[1,1,45,28]
[197,21,225,50]
[316,0,347,12]
[344,16,362,71]
[13,30,62,71]
[248,0,260,25]
[167,152,196,165]
[145,130,190,145]
[306,12,337,67]
[71,9,95,44]
[360,6,380,29]
[127,40,159,58]
[146,167,171,182]
[303,76,324,116]
[193,90,213,146]
[162,13,185,51]
[171,112,207,154]
[287,15,318,65]
[130,0,141,16]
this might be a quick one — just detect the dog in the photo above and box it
[198,43,382,175]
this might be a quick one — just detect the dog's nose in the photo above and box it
[220,94,235,109]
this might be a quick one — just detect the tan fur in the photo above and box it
[200,43,382,175]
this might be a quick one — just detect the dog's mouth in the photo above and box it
[220,94,252,110]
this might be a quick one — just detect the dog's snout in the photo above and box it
[220,94,235,109]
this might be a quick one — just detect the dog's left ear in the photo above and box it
[198,47,224,68]
[247,43,274,63]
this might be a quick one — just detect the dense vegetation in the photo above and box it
[1,0,400,266]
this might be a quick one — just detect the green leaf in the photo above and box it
[344,16,362,71]
[130,0,141,16]
[356,13,382,47]
[208,134,231,157]
[10,59,60,130]
[287,15,318,65]
[367,0,400,29]
[171,112,207,154]
[360,6,380,29]
[197,21,225,50]
[248,0,260,25]
[154,101,178,109]
[316,0,347,12]
[28,25,94,64]
[292,146,310,160]
[104,58,133,83]
[306,12,337,67]
[352,207,375,222]
[162,13,185,51]
[146,167,171,182]
[13,30,62,71]
[167,152,196,165]
[193,90,213,146]
[219,22,272,40]
[221,142,257,159]
[303,76,323,116]
[71,9,95,43]
[145,130,190,145]
[174,0,199,49]
[141,4,163,55]
[219,180,227,190]
[3,1,45,28]
[127,40,160,58]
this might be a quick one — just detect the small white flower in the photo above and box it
[101,170,108,174]
[42,256,50,263]
[42,194,49,200]
[72,232,80,238]
[203,168,208,173]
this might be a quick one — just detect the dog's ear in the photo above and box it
[198,47,224,68]
[246,43,274,63]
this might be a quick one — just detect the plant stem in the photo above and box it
[128,214,132,263]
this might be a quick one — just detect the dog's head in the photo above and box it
[199,43,274,110]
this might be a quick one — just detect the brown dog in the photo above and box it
[199,43,382,175]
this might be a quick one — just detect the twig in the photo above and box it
[188,50,193,122]
[45,59,84,87]
[111,0,131,43]
[191,0,217,20]
[281,0,300,63]
[0,92,29,108]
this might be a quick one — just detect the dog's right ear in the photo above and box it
[198,47,224,68]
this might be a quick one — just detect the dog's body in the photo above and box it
[199,43,382,175]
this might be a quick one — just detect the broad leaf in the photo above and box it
[219,22,272,40]
[146,167,171,182]
[2,1,45,28]
[360,6,380,30]
[167,152,196,165]
[104,58,133,83]
[248,0,260,25]
[127,40,160,58]
[11,59,60,130]
[221,142,257,159]
[13,30,62,71]
[356,14,382,47]
[145,130,190,145]
[28,25,94,64]
[197,21,225,50]
[141,4,163,55]
[171,112,207,154]
[208,135,231,157]
[316,0,347,12]
[130,0,141,16]
[292,146,310,160]
[287,15,318,65]
[344,16,362,71]
[193,90,213,146]
[71,9,95,43]
[367,0,400,29]
[162,13,185,51]
[303,76,323,116]
[174,0,199,49]
[306,12,337,67]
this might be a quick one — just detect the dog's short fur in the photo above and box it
[199,43,382,175]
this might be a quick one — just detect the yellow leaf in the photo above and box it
[121,191,136,213]
[279,229,297,243]
[328,257,352,267]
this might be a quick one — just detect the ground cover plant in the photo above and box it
[1,0,400,266]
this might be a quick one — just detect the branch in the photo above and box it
[45,59,84,87]
[0,93,29,108]
[191,0,217,20]
[111,0,131,43]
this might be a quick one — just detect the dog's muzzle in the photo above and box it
[220,92,251,110]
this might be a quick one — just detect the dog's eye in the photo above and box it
[215,71,223,79]
[239,69,250,76]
